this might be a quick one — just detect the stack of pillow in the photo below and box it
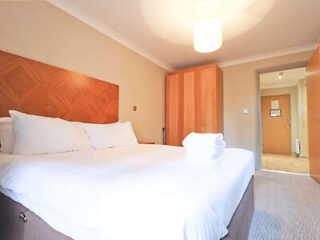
[182,132,226,164]
[0,110,138,155]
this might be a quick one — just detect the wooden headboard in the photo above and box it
[0,50,119,123]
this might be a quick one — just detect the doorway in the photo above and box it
[259,67,309,174]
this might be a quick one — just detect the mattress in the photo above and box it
[0,145,255,240]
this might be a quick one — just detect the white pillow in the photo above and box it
[82,121,138,149]
[113,121,138,147]
[9,110,92,155]
[0,117,14,154]
[82,122,118,150]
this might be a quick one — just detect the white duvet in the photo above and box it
[0,145,254,240]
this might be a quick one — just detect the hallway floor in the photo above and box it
[262,153,309,174]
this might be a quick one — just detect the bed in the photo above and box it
[0,180,253,240]
[0,145,254,240]
[0,50,254,240]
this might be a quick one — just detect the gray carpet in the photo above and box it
[248,171,320,240]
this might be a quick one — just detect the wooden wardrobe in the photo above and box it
[306,45,320,184]
[166,64,223,146]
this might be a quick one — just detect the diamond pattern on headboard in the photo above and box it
[0,50,119,123]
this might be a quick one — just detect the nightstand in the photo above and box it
[138,141,155,144]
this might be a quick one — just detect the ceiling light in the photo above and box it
[278,72,284,80]
[194,18,222,53]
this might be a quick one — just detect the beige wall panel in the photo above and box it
[0,1,166,144]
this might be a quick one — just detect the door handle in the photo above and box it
[313,117,320,120]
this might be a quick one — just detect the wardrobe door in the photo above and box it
[215,65,224,133]
[166,73,183,146]
[196,66,215,132]
[195,65,223,133]
[306,46,320,184]
[183,70,196,138]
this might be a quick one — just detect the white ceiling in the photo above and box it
[49,0,320,70]
[259,67,306,89]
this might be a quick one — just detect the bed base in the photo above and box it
[222,177,254,240]
[0,177,253,240]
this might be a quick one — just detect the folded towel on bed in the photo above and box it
[183,132,226,164]
[182,132,224,148]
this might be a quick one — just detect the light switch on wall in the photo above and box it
[243,108,249,114]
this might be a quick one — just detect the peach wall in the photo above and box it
[297,78,309,157]
[0,1,167,144]
[0,1,315,166]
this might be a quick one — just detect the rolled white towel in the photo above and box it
[182,132,224,148]
[183,132,226,164]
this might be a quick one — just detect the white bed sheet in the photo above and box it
[0,145,254,240]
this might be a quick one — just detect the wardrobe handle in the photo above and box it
[19,212,27,223]
[313,117,320,120]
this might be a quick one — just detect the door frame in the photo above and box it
[260,94,292,154]
[256,61,306,169]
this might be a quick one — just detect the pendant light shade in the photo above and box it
[194,18,222,53]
